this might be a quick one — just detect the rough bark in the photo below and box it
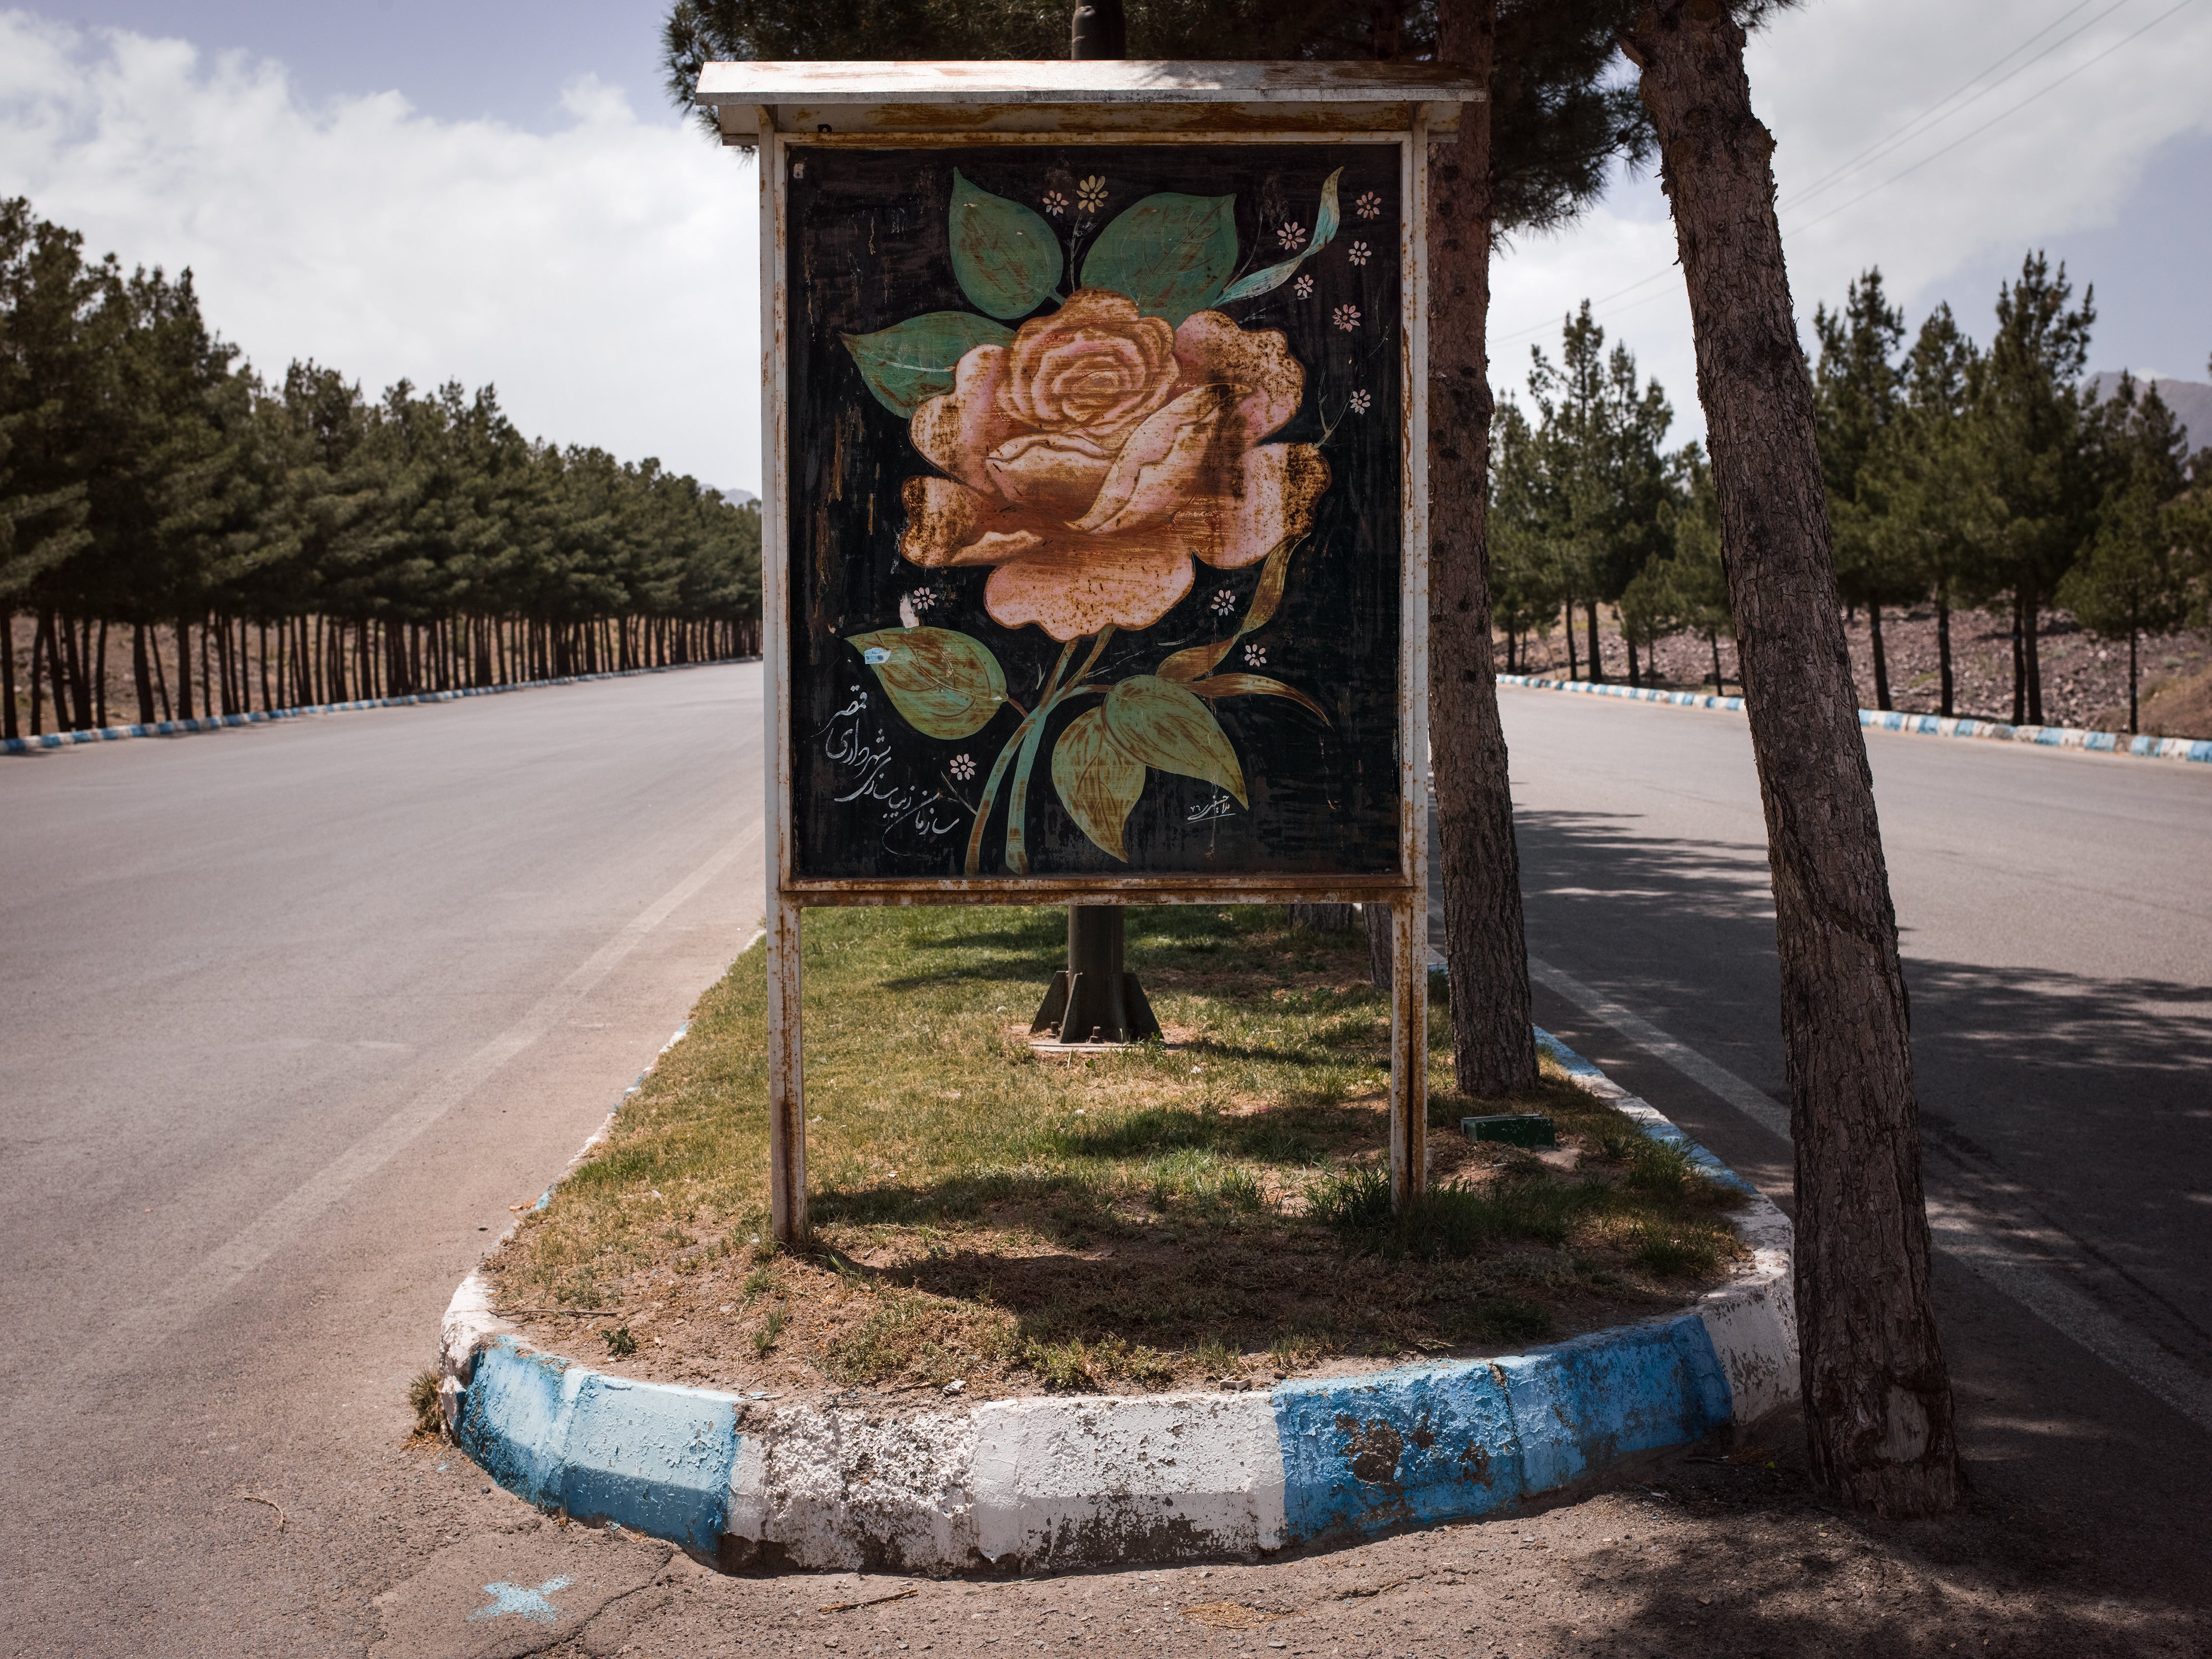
[1935,593,1953,716]
[1362,900,1393,992]
[174,620,193,721]
[1623,0,1961,1518]
[1868,600,1890,711]
[2023,593,2044,724]
[1428,0,1538,1097]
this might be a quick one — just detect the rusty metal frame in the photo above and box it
[750,108,1436,1240]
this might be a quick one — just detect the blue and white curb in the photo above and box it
[2,656,752,757]
[438,1030,1797,1569]
[1496,672,2212,765]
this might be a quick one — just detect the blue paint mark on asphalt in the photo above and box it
[468,1574,574,1624]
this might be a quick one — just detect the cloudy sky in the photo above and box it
[4,0,2208,492]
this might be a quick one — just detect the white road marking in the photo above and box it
[1527,952,2212,1437]
[87,821,764,1373]
[1526,955,1793,1140]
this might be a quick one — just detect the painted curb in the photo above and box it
[1,656,754,758]
[1496,673,2212,765]
[438,1029,1798,1570]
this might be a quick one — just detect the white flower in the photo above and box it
[1347,240,1371,267]
[1349,389,1371,414]
[1278,221,1308,251]
[1332,303,1361,332]
[1293,273,1314,299]
[1209,588,1238,617]
[1354,190,1382,218]
[909,587,936,613]
[1077,175,1107,212]
[950,753,976,781]
[1243,642,1267,667]
[1043,190,1068,216]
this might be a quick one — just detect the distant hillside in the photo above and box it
[718,487,759,509]
[2087,372,2212,453]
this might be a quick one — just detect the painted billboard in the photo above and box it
[785,144,1405,884]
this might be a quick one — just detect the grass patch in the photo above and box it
[489,905,1744,1398]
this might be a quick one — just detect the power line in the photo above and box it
[1487,0,2201,350]
[1776,0,2127,211]
[1782,0,2201,238]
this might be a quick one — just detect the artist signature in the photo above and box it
[820,689,969,844]
[1187,791,1239,824]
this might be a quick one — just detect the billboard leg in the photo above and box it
[1031,905,1162,1045]
[767,893,808,1242]
[1389,893,1427,1208]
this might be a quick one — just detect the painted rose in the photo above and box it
[899,289,1329,641]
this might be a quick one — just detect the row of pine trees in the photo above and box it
[1,198,763,741]
[1489,254,2210,732]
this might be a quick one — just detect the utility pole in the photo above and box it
[1030,0,1162,1047]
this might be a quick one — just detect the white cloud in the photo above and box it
[0,9,762,490]
[1490,0,2212,441]
[6,1,2202,485]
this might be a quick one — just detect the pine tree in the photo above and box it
[2059,375,2194,733]
[1964,253,2099,727]
[1814,268,1921,711]
[1858,305,1987,717]
[1620,0,1962,1517]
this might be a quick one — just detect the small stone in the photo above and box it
[944,1378,966,1396]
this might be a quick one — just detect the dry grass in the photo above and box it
[488,905,1744,1400]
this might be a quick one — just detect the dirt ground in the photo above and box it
[1502,606,2212,738]
[386,1408,2202,1657]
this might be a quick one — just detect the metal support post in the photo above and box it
[1030,904,1162,1044]
[1388,893,1427,1206]
[767,894,808,1241]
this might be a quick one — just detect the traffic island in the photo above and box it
[439,906,1796,1570]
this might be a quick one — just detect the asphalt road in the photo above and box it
[4,667,2207,1655]
[0,664,767,1656]
[1491,683,2212,1607]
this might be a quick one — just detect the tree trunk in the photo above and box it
[1362,900,1394,992]
[95,617,110,728]
[2022,592,2044,725]
[29,613,48,734]
[1,608,16,741]
[1584,599,1604,680]
[2124,628,2141,739]
[132,622,153,724]
[1289,902,1356,931]
[1625,623,1642,689]
[1935,592,1953,717]
[1564,601,1578,678]
[1427,0,1538,1097]
[1868,599,1891,711]
[1623,0,1960,1519]
[60,614,86,730]
[2008,593,2024,724]
[1709,630,1724,693]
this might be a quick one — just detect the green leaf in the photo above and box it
[1080,192,1239,326]
[1216,169,1342,303]
[1051,708,1147,861]
[1188,673,1331,723]
[843,313,1013,418]
[1155,637,1237,683]
[1102,675,1246,806]
[948,171,1062,321]
[847,627,1008,740]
